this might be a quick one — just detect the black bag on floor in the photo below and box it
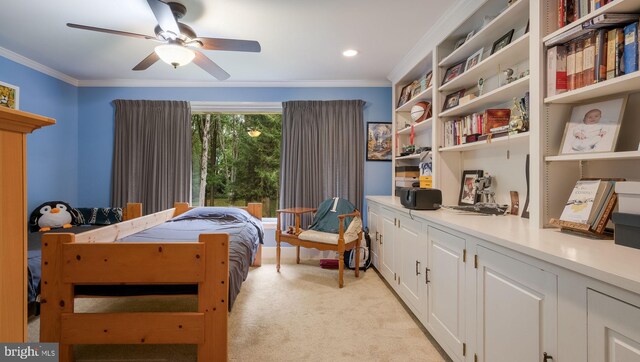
[345,227,372,271]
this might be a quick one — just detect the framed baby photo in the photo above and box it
[442,60,465,85]
[459,170,484,205]
[559,96,627,155]
[442,89,466,112]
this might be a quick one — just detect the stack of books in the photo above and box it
[557,0,618,29]
[547,14,640,96]
[443,109,515,147]
[553,178,620,236]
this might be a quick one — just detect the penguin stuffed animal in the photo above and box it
[29,201,78,232]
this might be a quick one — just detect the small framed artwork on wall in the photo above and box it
[366,122,392,161]
[0,81,19,110]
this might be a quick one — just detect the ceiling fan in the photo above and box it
[67,0,261,80]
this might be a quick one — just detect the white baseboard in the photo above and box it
[261,246,341,263]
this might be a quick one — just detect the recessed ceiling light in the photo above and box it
[343,49,358,57]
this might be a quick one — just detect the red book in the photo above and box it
[483,109,511,134]
[547,45,568,96]
[559,0,566,28]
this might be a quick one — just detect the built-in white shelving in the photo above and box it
[438,0,529,67]
[440,76,529,118]
[396,86,433,112]
[439,34,530,92]
[545,150,640,162]
[395,154,422,160]
[397,118,433,135]
[544,71,640,104]
[439,132,529,152]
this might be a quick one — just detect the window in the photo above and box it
[191,112,281,217]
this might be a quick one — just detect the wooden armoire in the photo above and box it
[0,106,54,341]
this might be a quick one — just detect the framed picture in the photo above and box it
[0,81,19,110]
[559,96,627,155]
[491,29,514,55]
[366,122,392,161]
[442,89,466,112]
[465,48,483,71]
[398,84,412,108]
[410,80,422,99]
[454,37,466,50]
[424,71,433,89]
[459,170,484,205]
[466,30,475,42]
[442,60,465,85]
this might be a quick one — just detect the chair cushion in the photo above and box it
[298,217,362,245]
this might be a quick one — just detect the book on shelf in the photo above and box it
[559,179,603,224]
[576,37,585,88]
[554,178,622,236]
[624,22,638,74]
[582,31,596,85]
[548,45,568,96]
[568,41,577,90]
[483,109,510,134]
[595,29,607,82]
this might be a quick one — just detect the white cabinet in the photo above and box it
[367,205,380,269]
[588,290,640,362]
[427,226,467,361]
[396,215,426,320]
[476,246,557,362]
[379,208,397,283]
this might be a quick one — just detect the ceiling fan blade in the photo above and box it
[132,52,160,71]
[146,0,180,37]
[193,51,230,80]
[67,23,158,41]
[196,37,261,52]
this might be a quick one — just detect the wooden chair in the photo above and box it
[276,207,362,288]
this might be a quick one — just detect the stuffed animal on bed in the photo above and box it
[29,201,79,232]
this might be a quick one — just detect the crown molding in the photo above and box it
[190,101,283,113]
[0,46,79,86]
[387,0,481,84]
[77,79,391,88]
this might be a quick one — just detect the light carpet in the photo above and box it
[29,261,448,361]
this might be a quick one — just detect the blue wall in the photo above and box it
[1,55,392,218]
[77,87,393,215]
[0,57,78,212]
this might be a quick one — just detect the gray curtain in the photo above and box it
[280,100,365,220]
[111,100,192,215]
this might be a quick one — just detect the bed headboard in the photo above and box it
[173,202,263,220]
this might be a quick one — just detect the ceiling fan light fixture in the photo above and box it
[155,43,195,68]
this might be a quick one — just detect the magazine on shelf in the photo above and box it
[559,179,603,224]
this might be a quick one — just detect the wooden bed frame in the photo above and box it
[40,202,263,362]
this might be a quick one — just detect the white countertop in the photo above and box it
[367,195,640,295]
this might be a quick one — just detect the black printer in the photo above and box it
[399,187,442,210]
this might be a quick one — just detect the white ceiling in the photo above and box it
[0,0,456,85]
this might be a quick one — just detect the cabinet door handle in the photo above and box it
[543,352,553,361]
[416,261,421,275]
[375,231,379,242]
[379,234,383,245]
[425,268,430,284]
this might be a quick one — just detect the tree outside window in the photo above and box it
[192,113,281,217]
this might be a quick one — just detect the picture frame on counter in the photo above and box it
[491,29,514,55]
[558,96,627,155]
[459,169,484,205]
[443,89,466,111]
[442,60,465,85]
[465,48,483,71]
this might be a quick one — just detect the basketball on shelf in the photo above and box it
[410,101,432,123]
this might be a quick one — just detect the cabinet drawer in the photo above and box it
[588,289,640,362]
